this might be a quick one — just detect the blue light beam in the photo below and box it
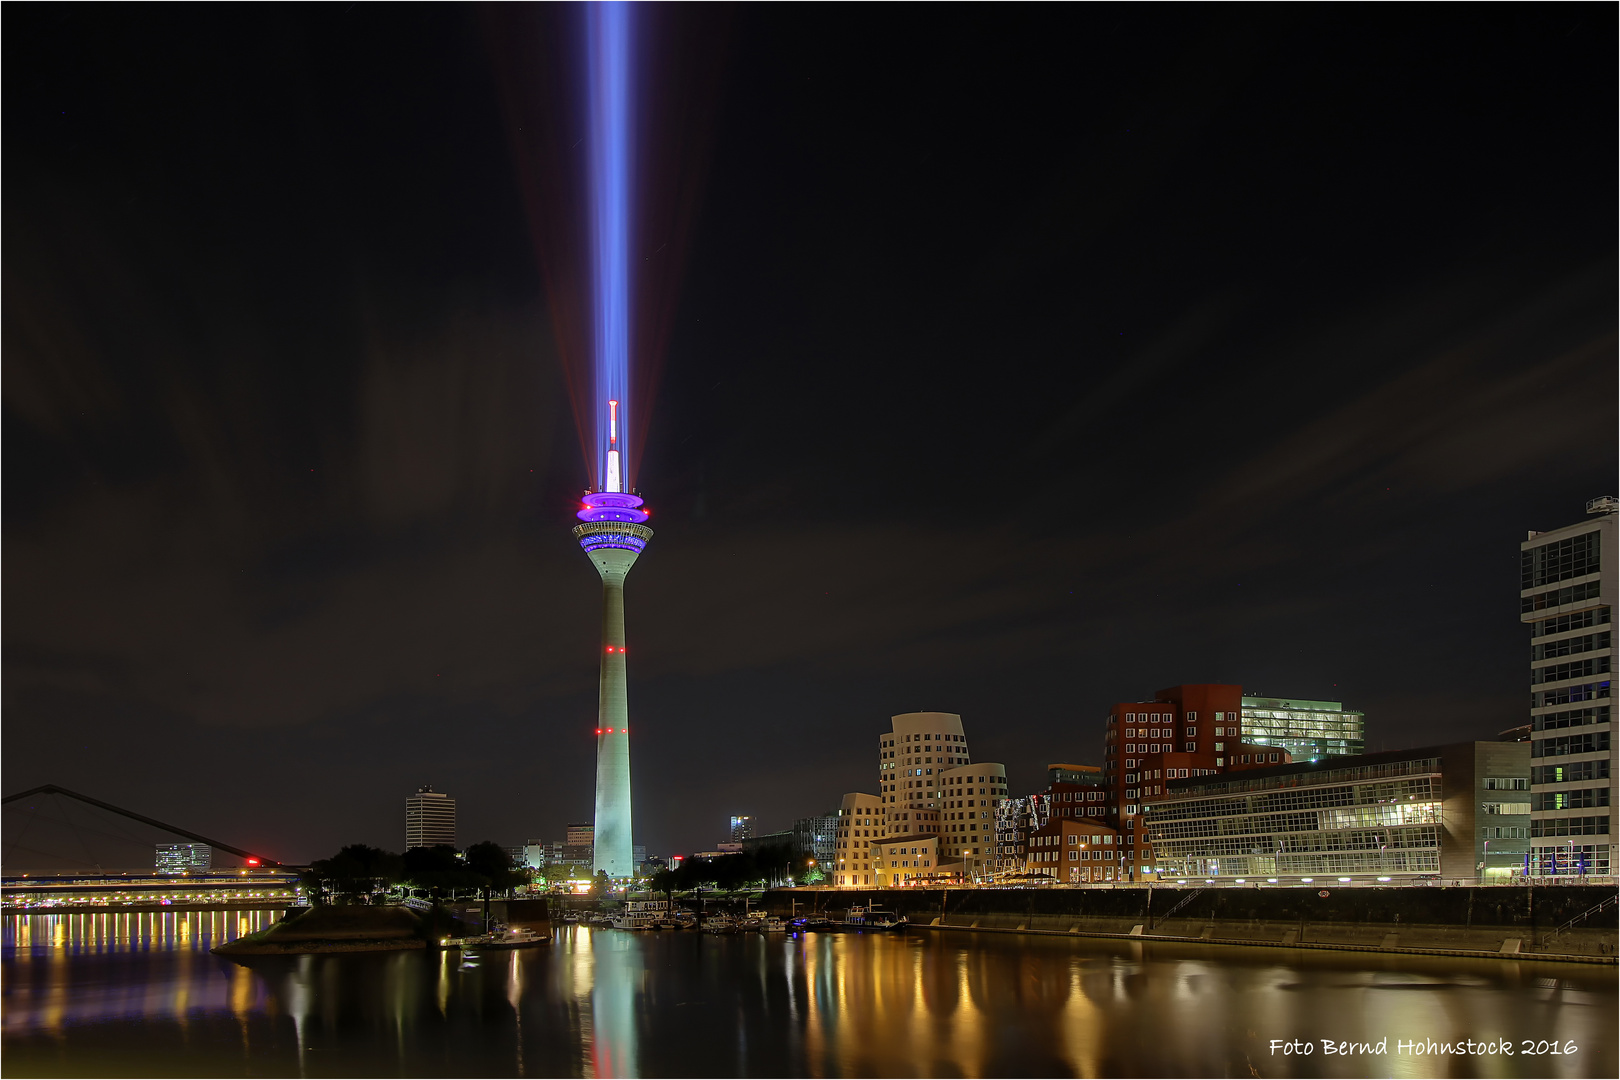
[588,2,632,492]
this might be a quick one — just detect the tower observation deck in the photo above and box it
[573,399,649,880]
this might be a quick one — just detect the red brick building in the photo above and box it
[1103,684,1290,881]
[1026,817,1122,883]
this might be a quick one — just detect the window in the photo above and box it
[1532,608,1611,638]
[1533,731,1612,758]
[1522,579,1603,614]
[1533,682,1613,708]
[1186,727,1197,738]
[1532,657,1611,685]
[1483,777,1529,790]
[1533,631,1611,662]
[1522,530,1601,589]
[1534,706,1609,732]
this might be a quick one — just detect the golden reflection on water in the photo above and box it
[5,915,1618,1078]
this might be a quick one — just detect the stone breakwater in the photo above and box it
[213,904,427,956]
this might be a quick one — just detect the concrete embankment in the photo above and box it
[768,885,1617,963]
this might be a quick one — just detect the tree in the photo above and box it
[590,870,613,900]
[464,841,530,896]
[302,844,403,905]
[402,844,481,900]
[648,867,677,902]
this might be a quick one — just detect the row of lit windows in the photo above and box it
[1157,802,1442,842]
[1165,758,1440,799]
[1150,778,1437,823]
[1533,789,1610,810]
[1156,852,1441,876]
[1532,760,1610,784]
[1530,607,1611,639]
[1153,825,1438,858]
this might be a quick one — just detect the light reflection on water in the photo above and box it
[2,912,1615,1078]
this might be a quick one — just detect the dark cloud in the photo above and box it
[4,6,1614,862]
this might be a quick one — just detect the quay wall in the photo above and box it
[765,885,1617,958]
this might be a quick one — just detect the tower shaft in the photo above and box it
[575,490,651,882]
[592,551,635,878]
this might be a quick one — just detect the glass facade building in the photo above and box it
[154,843,212,874]
[1522,499,1615,879]
[1239,696,1365,762]
[1142,742,1530,883]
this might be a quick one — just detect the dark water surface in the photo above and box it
[3,910,1615,1078]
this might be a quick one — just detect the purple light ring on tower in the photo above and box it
[574,522,653,554]
[577,490,649,524]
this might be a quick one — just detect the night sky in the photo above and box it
[5,6,1615,864]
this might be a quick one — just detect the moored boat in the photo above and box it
[843,905,905,931]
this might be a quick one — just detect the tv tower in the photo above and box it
[574,398,649,880]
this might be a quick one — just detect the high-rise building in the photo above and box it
[1522,496,1615,878]
[877,711,1005,838]
[792,812,839,867]
[521,838,556,869]
[564,822,595,865]
[868,711,1006,884]
[1239,696,1365,761]
[573,399,651,881]
[729,815,754,842]
[405,786,456,850]
[1102,684,1291,881]
[154,843,211,874]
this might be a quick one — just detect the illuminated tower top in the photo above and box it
[577,397,649,551]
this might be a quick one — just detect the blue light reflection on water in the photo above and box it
[3,915,1615,1078]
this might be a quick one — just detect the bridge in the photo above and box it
[2,784,301,912]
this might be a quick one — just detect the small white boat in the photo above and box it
[843,905,906,931]
[762,916,787,932]
[442,926,550,949]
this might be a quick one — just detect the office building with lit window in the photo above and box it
[871,834,948,885]
[404,786,456,850]
[834,792,885,886]
[154,843,212,874]
[729,815,754,842]
[1522,497,1615,878]
[563,822,594,865]
[1239,696,1365,761]
[1025,818,1121,883]
[793,812,839,867]
[1142,741,1529,884]
[876,711,1005,841]
[1102,684,1290,881]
